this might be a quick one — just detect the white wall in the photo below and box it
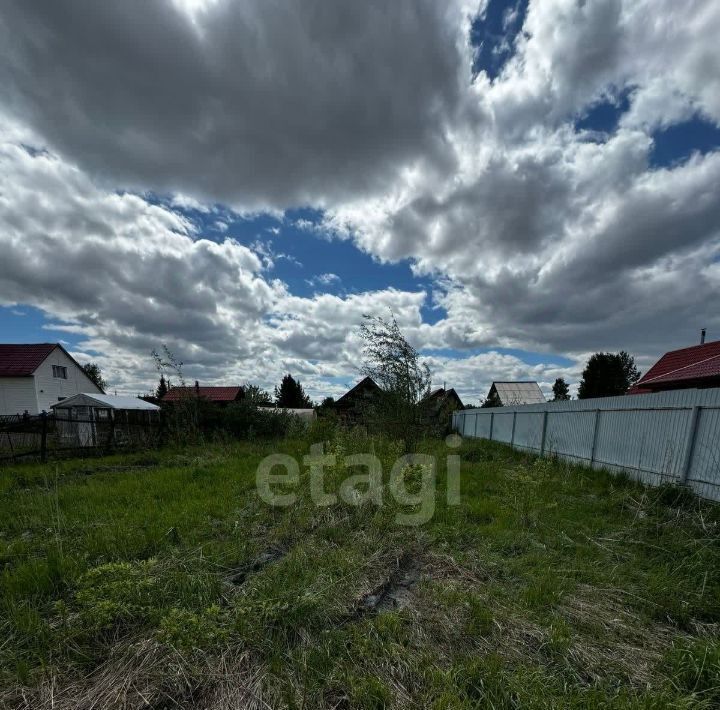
[33,347,102,413]
[0,377,38,416]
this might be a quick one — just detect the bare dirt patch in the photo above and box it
[356,551,424,615]
[226,546,288,586]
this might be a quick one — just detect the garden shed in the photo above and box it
[50,393,160,446]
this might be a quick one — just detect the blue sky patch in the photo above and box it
[575,88,633,135]
[0,305,83,350]
[168,203,438,303]
[470,0,528,80]
[650,116,720,168]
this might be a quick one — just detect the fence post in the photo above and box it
[40,412,48,463]
[589,409,600,466]
[107,412,116,451]
[539,411,548,456]
[679,406,701,485]
[474,412,479,439]
[510,411,517,449]
[489,412,494,441]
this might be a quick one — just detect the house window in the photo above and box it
[52,365,68,379]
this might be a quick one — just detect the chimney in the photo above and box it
[701,328,706,345]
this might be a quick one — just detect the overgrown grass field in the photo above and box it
[1,429,719,708]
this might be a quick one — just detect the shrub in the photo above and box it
[157,605,229,650]
[221,401,294,439]
[71,559,222,635]
[161,399,297,443]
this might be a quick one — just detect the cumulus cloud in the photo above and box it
[1,0,719,399]
[305,273,341,289]
[324,0,720,356]
[0,137,283,383]
[0,129,438,396]
[0,0,476,210]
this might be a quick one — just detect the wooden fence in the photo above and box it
[0,413,161,463]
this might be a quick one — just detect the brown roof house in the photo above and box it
[162,382,244,406]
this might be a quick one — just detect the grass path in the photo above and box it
[1,433,719,708]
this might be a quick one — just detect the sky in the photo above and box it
[0,0,719,405]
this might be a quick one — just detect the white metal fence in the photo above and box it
[452,387,720,502]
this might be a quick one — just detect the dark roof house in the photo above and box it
[629,338,720,394]
[334,376,383,421]
[0,343,59,376]
[424,387,464,412]
[422,387,464,434]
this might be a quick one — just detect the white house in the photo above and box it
[0,343,103,415]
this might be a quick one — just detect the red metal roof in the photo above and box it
[629,340,720,392]
[0,343,57,376]
[163,386,243,402]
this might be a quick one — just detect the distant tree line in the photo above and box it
[578,351,640,399]
[476,350,641,406]
[274,374,313,408]
[553,350,640,401]
[149,353,315,412]
[92,338,642,431]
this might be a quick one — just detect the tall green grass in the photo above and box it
[1,432,719,708]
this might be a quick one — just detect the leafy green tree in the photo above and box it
[244,383,273,405]
[551,377,570,401]
[274,374,313,408]
[359,312,432,444]
[481,390,502,408]
[360,313,430,404]
[578,351,640,399]
[81,362,107,392]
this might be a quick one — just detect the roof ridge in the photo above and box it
[662,339,720,356]
[167,385,241,388]
[641,352,720,383]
